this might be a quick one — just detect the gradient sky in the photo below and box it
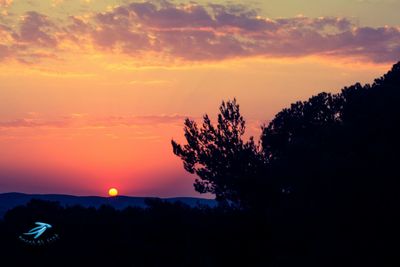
[0,0,399,197]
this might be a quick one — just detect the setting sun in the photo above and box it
[108,188,119,197]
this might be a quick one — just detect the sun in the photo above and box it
[108,188,119,197]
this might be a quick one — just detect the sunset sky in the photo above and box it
[0,0,399,197]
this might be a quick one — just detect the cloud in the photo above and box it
[0,0,12,8]
[0,118,68,128]
[82,2,399,63]
[0,11,58,63]
[128,79,173,85]
[1,1,399,64]
[0,114,189,129]
[0,44,10,60]
[126,2,214,29]
[89,114,189,127]
[16,11,58,47]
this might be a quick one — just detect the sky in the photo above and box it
[0,0,399,197]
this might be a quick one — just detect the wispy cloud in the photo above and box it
[0,1,399,64]
[0,114,189,129]
[128,79,173,86]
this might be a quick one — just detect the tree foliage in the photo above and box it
[172,99,266,208]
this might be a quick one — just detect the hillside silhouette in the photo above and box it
[1,62,400,266]
[0,192,217,218]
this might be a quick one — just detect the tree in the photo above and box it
[260,92,343,200]
[260,61,400,215]
[171,99,267,209]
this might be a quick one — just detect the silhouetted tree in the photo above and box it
[171,99,267,209]
[261,61,400,212]
[260,92,344,204]
[172,61,400,213]
[260,63,400,267]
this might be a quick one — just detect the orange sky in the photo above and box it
[0,0,398,197]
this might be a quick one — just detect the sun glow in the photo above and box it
[108,188,118,197]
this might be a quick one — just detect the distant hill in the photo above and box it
[0,192,217,218]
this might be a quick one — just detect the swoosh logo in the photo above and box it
[23,222,52,239]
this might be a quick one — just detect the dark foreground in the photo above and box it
[0,198,396,267]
